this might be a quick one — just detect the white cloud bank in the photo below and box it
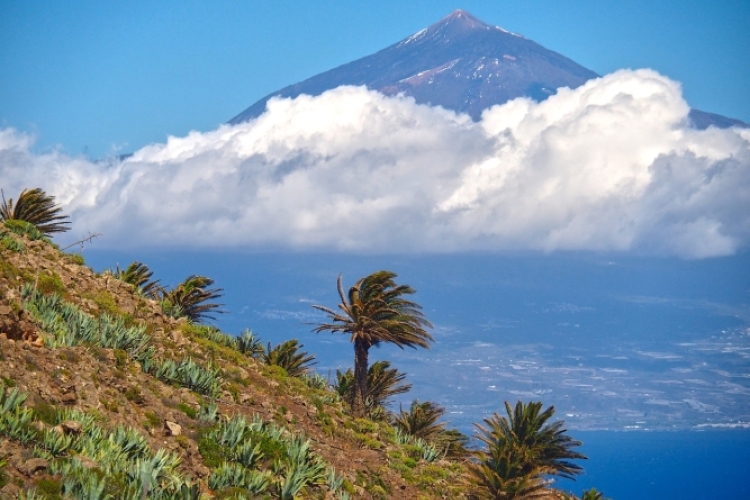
[1,69,749,258]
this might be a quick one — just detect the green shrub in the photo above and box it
[37,272,65,296]
[32,401,58,425]
[124,387,145,405]
[177,402,197,419]
[62,253,85,266]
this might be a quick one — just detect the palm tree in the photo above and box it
[335,360,412,414]
[1,188,70,236]
[263,339,316,377]
[392,399,446,441]
[113,261,162,298]
[469,401,586,499]
[580,489,608,500]
[160,275,224,323]
[313,270,433,417]
[560,488,609,500]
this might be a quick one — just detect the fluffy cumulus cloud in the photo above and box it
[1,69,749,258]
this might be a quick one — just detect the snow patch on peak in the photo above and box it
[399,28,427,46]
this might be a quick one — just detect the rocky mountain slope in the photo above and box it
[0,228,472,499]
[229,9,746,130]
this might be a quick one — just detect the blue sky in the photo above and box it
[1,0,748,158]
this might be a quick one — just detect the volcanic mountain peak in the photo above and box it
[420,9,522,39]
[228,9,745,129]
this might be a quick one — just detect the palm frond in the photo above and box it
[263,339,316,377]
[469,400,587,498]
[1,188,70,235]
[114,261,162,298]
[392,399,446,441]
[160,275,225,323]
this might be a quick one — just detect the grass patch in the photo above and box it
[177,402,197,419]
[62,253,85,266]
[37,272,65,296]
[32,401,58,425]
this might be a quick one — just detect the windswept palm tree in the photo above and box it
[469,401,586,499]
[313,270,433,417]
[113,261,162,298]
[392,399,447,441]
[1,188,70,236]
[335,360,412,414]
[160,275,224,323]
[263,339,316,377]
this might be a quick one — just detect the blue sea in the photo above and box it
[556,431,750,499]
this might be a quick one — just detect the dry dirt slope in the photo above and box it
[0,228,470,499]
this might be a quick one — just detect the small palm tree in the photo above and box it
[469,401,587,499]
[160,275,224,323]
[560,488,609,500]
[392,399,446,441]
[1,188,70,236]
[335,360,412,414]
[313,270,433,417]
[113,261,162,298]
[262,339,316,377]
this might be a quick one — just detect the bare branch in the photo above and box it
[61,232,103,251]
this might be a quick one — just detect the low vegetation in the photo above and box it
[0,187,605,499]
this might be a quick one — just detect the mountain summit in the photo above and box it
[230,9,745,128]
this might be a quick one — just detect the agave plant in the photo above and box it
[1,187,70,236]
[277,436,328,499]
[159,275,225,323]
[262,339,316,377]
[37,427,74,458]
[208,462,270,493]
[198,400,219,423]
[235,329,264,357]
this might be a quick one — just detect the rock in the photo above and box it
[169,330,184,345]
[60,392,77,404]
[19,457,49,476]
[77,456,99,469]
[164,421,182,436]
[194,463,210,478]
[0,482,21,498]
[61,420,83,434]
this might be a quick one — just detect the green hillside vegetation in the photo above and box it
[0,188,607,499]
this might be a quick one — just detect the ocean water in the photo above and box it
[556,431,750,499]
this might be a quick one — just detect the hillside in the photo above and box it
[0,216,597,499]
[0,227,479,499]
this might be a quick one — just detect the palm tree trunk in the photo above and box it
[352,338,369,417]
